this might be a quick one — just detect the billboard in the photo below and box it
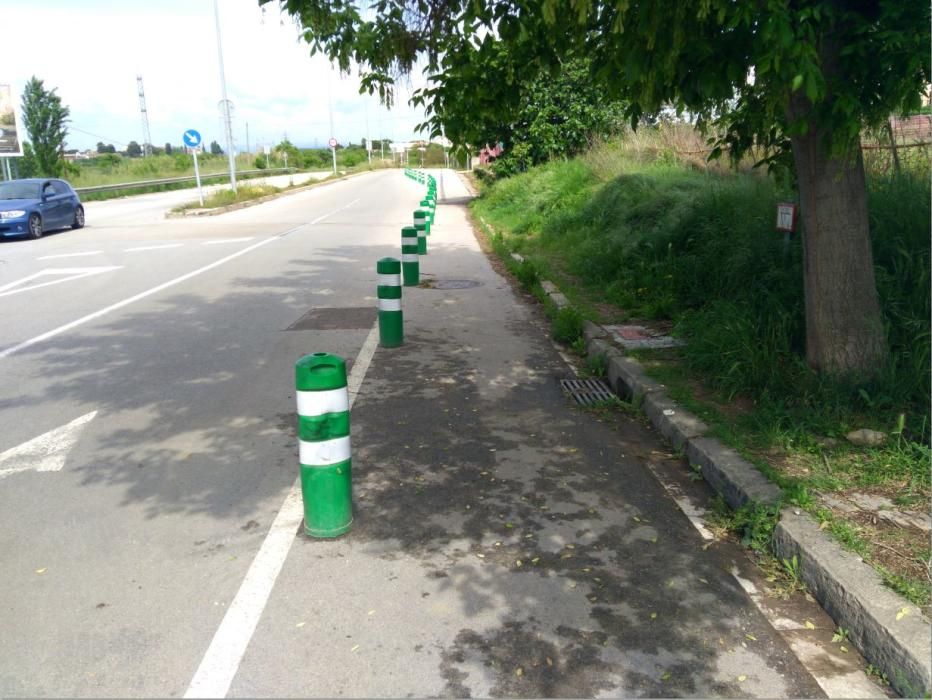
[0,84,24,157]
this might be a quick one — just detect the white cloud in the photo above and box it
[0,0,428,150]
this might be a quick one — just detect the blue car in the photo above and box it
[0,178,85,240]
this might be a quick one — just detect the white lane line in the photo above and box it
[184,323,380,699]
[309,197,359,224]
[37,251,103,260]
[125,244,185,252]
[202,238,254,246]
[0,198,358,358]
[0,267,122,298]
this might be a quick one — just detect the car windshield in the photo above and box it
[0,181,41,200]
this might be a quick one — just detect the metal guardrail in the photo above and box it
[74,168,297,195]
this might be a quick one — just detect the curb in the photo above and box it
[166,170,369,218]
[530,279,930,696]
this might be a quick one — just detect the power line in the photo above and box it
[68,126,128,148]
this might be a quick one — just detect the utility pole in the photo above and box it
[136,75,152,157]
[213,0,237,192]
[245,121,250,155]
[328,68,337,174]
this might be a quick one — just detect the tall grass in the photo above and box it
[473,136,931,440]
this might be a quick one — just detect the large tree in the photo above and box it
[20,76,70,177]
[265,0,928,377]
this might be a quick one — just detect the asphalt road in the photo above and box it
[0,171,884,697]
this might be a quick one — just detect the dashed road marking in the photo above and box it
[202,238,254,246]
[125,244,185,252]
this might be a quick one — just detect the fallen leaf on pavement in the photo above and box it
[35,568,47,575]
[737,675,747,682]
[804,620,816,630]
[296,622,306,628]
[351,644,360,652]
[896,607,909,621]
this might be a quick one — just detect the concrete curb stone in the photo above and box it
[641,392,710,453]
[684,436,783,509]
[774,510,931,698]
[604,352,666,401]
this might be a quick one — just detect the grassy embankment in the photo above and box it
[472,129,931,610]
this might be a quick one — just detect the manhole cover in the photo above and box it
[560,378,615,406]
[603,324,684,350]
[428,279,482,290]
[285,307,377,331]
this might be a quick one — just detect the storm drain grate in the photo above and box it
[421,279,482,290]
[560,378,615,406]
[285,307,377,331]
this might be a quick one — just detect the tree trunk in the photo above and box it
[790,129,887,376]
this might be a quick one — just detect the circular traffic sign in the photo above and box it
[328,137,338,148]
[183,129,202,148]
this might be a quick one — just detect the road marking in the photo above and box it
[125,244,185,252]
[184,323,379,699]
[37,251,103,260]
[202,238,254,246]
[0,267,122,298]
[0,411,97,480]
[0,199,361,358]
[309,198,359,224]
[730,567,885,698]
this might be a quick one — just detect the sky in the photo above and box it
[1,0,430,152]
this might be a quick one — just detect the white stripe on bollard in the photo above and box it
[377,273,401,286]
[296,389,350,417]
[378,298,402,312]
[299,436,352,465]
[402,253,418,262]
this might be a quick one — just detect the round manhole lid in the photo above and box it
[429,279,482,290]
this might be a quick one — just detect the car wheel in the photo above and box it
[72,205,85,229]
[28,213,43,239]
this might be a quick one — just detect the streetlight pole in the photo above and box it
[213,0,237,193]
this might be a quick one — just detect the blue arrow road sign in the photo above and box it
[183,129,202,148]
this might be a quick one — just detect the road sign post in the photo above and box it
[183,129,204,206]
[329,137,337,174]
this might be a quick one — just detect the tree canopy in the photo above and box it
[266,0,928,160]
[21,76,69,177]
[266,0,930,377]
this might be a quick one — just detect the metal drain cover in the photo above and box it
[285,307,377,331]
[431,279,481,290]
[560,378,615,406]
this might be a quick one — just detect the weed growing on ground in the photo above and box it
[552,306,584,345]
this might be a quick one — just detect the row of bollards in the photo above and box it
[294,169,436,538]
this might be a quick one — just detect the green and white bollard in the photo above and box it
[377,258,403,347]
[415,222,428,255]
[401,226,419,286]
[295,353,353,538]
[420,199,434,230]
[414,208,429,237]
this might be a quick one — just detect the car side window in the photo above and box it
[53,180,70,194]
[43,182,57,197]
